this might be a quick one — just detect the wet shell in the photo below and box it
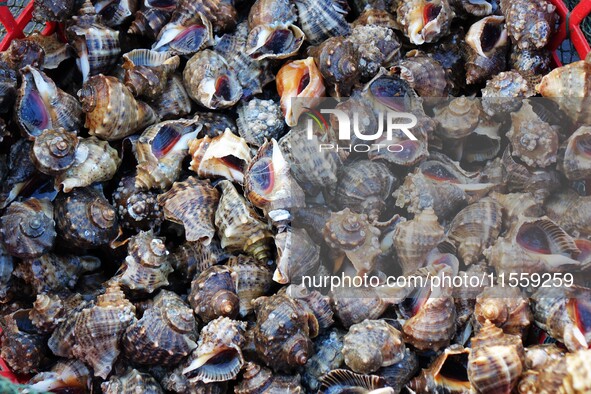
[55,136,121,192]
[227,255,273,317]
[189,265,240,323]
[30,128,79,176]
[284,284,334,331]
[302,328,345,392]
[122,49,180,100]
[490,192,542,228]
[71,282,136,379]
[158,176,219,244]
[102,368,164,393]
[128,2,175,40]
[308,36,360,98]
[450,0,494,16]
[318,369,393,394]
[394,50,449,98]
[27,359,91,393]
[135,117,200,190]
[323,208,381,275]
[188,129,251,184]
[252,293,318,372]
[183,50,242,109]
[545,190,591,238]
[352,9,398,29]
[274,228,320,285]
[246,0,305,60]
[474,286,532,337]
[94,0,139,28]
[510,48,553,83]
[235,362,303,393]
[150,73,193,120]
[29,293,65,334]
[54,187,119,249]
[33,0,77,22]
[345,24,401,81]
[408,345,471,393]
[113,175,163,231]
[464,16,509,85]
[500,0,557,50]
[395,0,455,45]
[47,294,91,358]
[276,57,326,127]
[78,74,157,141]
[559,126,591,181]
[244,139,305,216]
[66,0,121,82]
[169,239,228,282]
[215,180,274,264]
[182,317,246,383]
[506,101,559,168]
[123,290,197,366]
[166,0,236,35]
[481,71,535,116]
[151,11,213,55]
[342,320,405,374]
[331,294,390,329]
[467,321,525,394]
[446,198,502,265]
[15,66,83,140]
[237,98,285,147]
[293,0,350,45]
[117,230,173,293]
[0,198,55,259]
[393,208,444,274]
[0,309,49,374]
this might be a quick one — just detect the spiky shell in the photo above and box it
[227,255,273,317]
[102,369,164,393]
[237,98,285,147]
[274,228,320,285]
[500,0,557,50]
[560,126,591,181]
[189,265,240,323]
[122,49,180,100]
[30,128,79,176]
[474,286,532,337]
[113,175,163,231]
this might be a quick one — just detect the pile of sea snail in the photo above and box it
[1,0,591,392]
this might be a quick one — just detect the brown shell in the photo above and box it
[182,317,246,383]
[30,128,79,175]
[408,345,471,393]
[244,139,305,216]
[27,359,91,393]
[323,208,381,275]
[188,129,251,184]
[150,73,193,120]
[123,290,197,367]
[135,117,200,190]
[158,176,220,244]
[560,349,591,393]
[15,66,83,140]
[169,239,228,282]
[71,282,136,379]
[467,321,525,394]
[78,74,157,141]
[235,362,303,394]
[236,98,285,147]
[342,320,405,374]
[302,328,345,392]
[252,293,318,372]
[481,71,535,116]
[474,286,532,338]
[394,50,449,98]
[112,175,163,231]
[122,49,180,100]
[435,97,481,140]
[395,0,455,45]
[545,190,591,238]
[283,284,334,331]
[393,208,445,274]
[490,191,543,229]
[0,198,56,259]
[102,369,164,394]
[464,16,509,85]
[331,294,389,329]
[55,136,121,192]
[227,255,273,317]
[318,369,391,394]
[215,180,274,264]
[151,10,213,55]
[128,5,173,40]
[189,265,239,323]
[500,0,557,50]
[346,24,401,81]
[54,187,119,249]
[117,230,173,293]
[29,293,65,334]
[274,228,320,285]
[1,309,49,374]
[559,126,591,181]
[47,294,91,358]
[447,198,502,265]
[293,0,350,45]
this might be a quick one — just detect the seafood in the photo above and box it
[237,99,285,147]
[293,0,351,45]
[189,265,240,323]
[500,0,557,50]
[30,128,79,176]
[408,345,471,393]
[464,16,509,85]
[274,228,320,284]
[0,309,49,374]
[395,50,450,98]
[29,293,65,334]
[78,74,157,141]
[481,71,535,116]
[545,190,591,238]
[151,74,193,120]
[474,286,532,337]
[302,329,345,392]
[95,0,139,28]
[128,0,176,40]
[102,369,164,393]
[122,49,180,100]
[28,359,91,392]
[235,362,303,393]
[559,126,591,181]
[319,369,393,393]
[112,175,163,231]
[346,24,401,81]
[227,255,273,317]
[169,239,228,281]
[395,0,455,45]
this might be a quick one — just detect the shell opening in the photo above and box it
[19,89,50,137]
[152,125,182,159]
[214,75,236,102]
[515,223,553,254]
[480,22,502,53]
[183,347,242,383]
[423,3,442,25]
[437,352,469,385]
[422,164,461,183]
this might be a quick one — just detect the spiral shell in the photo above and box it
[0,198,55,259]
[464,16,509,85]
[506,101,559,168]
[246,0,304,60]
[33,0,77,22]
[559,126,591,181]
[71,282,136,379]
[331,294,390,329]
[545,190,591,238]
[30,128,78,176]
[252,293,318,372]
[408,345,471,393]
[183,50,242,109]
[151,74,193,120]
[318,369,393,394]
[102,368,164,393]
[122,49,180,100]
[151,10,213,55]
[94,0,139,28]
[169,239,228,282]
[66,0,121,81]
[481,71,535,116]
[500,0,557,50]
[48,294,91,359]
[293,0,350,45]
[236,99,284,147]
[395,0,455,45]
[113,175,163,231]
[474,286,532,338]
[276,57,326,127]
[27,359,91,393]
[135,117,201,190]
[123,290,197,366]
[274,228,320,285]
[55,136,121,192]
[227,255,273,317]
[78,74,157,141]
[346,24,401,81]
[29,293,65,334]
[447,198,502,266]
[189,265,239,323]
[490,192,542,228]
[188,129,251,184]
[128,1,175,40]
[235,362,303,393]
[467,321,525,394]
[393,208,444,274]
[395,50,449,98]
[215,180,274,264]
[302,328,345,392]
[15,66,83,140]
[323,208,381,275]
[0,309,49,374]
[435,97,481,141]
[183,317,246,383]
[118,230,173,293]
[54,187,119,249]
